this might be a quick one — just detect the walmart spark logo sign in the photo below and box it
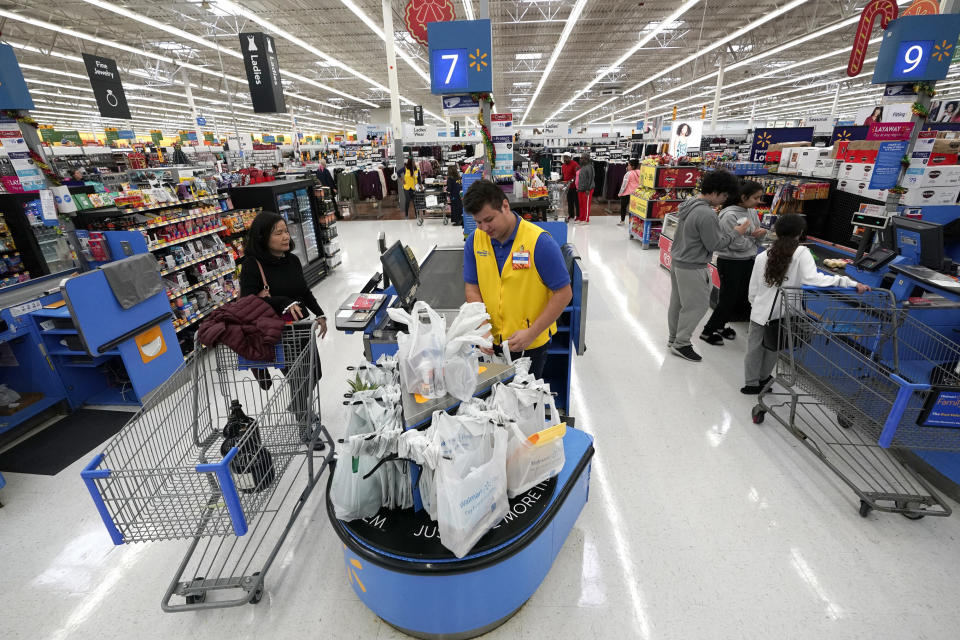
[749,127,814,163]
[469,48,488,71]
[428,19,492,95]
[873,14,960,83]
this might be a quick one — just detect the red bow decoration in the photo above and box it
[404,0,456,46]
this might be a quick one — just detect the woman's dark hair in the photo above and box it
[677,123,692,137]
[739,180,764,204]
[628,158,640,169]
[405,157,415,173]
[764,214,807,287]
[447,164,459,179]
[871,107,883,117]
[463,178,508,215]
[700,168,740,199]
[245,210,294,261]
[946,101,958,113]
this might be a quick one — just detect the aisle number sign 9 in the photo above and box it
[872,15,960,84]
[428,19,492,95]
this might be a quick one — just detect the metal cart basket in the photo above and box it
[547,181,568,221]
[413,189,449,226]
[753,287,959,519]
[82,321,334,610]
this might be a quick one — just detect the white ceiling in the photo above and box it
[4,0,960,138]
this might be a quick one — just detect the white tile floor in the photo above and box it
[3,216,960,640]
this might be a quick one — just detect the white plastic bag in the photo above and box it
[491,377,565,498]
[330,388,400,520]
[434,412,509,558]
[444,302,492,402]
[398,425,442,520]
[388,301,447,398]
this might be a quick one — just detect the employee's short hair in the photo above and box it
[700,169,740,198]
[463,179,508,215]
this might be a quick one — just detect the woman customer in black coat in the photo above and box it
[239,211,327,447]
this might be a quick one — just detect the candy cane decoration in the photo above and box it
[847,0,899,77]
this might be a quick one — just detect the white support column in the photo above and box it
[290,112,300,162]
[382,0,405,204]
[829,83,841,124]
[181,69,202,147]
[710,56,725,135]
[748,99,757,131]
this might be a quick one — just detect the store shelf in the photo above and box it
[0,394,63,427]
[175,291,239,333]
[48,347,120,356]
[41,328,79,335]
[139,207,229,231]
[159,247,231,276]
[166,265,237,298]
[629,213,664,223]
[118,195,220,215]
[148,226,226,252]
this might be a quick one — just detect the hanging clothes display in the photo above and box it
[337,171,360,201]
[605,162,628,200]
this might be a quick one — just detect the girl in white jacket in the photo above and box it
[741,214,869,394]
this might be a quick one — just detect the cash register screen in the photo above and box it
[380,240,418,304]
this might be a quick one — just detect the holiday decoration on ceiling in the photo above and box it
[847,0,899,77]
[902,0,940,16]
[404,0,456,46]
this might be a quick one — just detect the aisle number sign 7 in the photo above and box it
[428,19,492,95]
[432,48,468,90]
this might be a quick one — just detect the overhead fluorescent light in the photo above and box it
[543,0,701,124]
[520,0,589,124]
[515,53,543,60]
[513,82,533,87]
[640,20,685,32]
[462,0,475,20]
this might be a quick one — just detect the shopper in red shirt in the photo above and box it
[561,153,579,221]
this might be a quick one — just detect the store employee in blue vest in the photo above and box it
[463,179,572,379]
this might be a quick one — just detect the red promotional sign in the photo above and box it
[404,0,455,46]
[902,0,940,16]
[847,0,899,77]
[867,121,915,140]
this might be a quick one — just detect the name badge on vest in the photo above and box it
[512,251,530,270]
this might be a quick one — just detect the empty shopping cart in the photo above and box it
[82,321,334,610]
[752,287,959,520]
[547,181,568,221]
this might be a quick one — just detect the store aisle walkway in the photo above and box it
[3,217,959,640]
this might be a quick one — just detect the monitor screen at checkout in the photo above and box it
[380,240,418,304]
[892,216,945,271]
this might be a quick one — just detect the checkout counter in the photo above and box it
[327,226,591,638]
[0,256,183,439]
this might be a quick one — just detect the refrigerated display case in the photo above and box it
[0,193,80,290]
[228,178,327,286]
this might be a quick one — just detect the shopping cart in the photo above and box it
[413,189,449,226]
[547,181,568,221]
[81,321,334,610]
[752,287,958,519]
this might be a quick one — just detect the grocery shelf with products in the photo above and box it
[627,159,700,249]
[316,185,341,270]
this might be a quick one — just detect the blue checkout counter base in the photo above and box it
[326,427,594,640]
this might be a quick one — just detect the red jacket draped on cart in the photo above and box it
[198,295,284,362]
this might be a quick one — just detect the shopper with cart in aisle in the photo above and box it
[402,157,421,219]
[700,180,767,345]
[575,151,594,224]
[561,153,579,221]
[667,169,753,362]
[238,211,328,446]
[741,214,869,394]
[462,179,572,378]
[617,159,642,226]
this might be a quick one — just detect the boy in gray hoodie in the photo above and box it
[667,169,751,362]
